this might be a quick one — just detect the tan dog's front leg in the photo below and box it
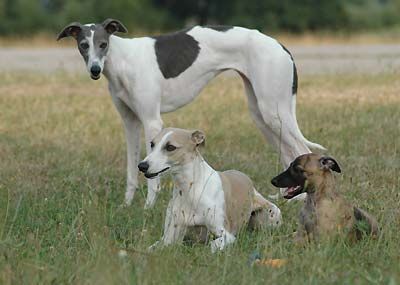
[293,226,308,246]
[149,201,185,250]
[209,227,236,253]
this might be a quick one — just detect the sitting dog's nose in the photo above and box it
[90,65,101,76]
[138,161,149,173]
[271,177,278,187]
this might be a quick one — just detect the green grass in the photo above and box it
[0,72,399,284]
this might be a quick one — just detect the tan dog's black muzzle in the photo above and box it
[271,162,306,199]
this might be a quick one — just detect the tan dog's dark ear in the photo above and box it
[102,18,128,34]
[191,130,205,146]
[319,156,341,173]
[57,22,82,41]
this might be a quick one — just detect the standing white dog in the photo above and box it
[57,19,324,207]
[138,128,282,252]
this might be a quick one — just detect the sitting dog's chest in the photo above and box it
[172,181,226,226]
[303,198,354,237]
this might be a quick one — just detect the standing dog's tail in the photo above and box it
[290,95,326,151]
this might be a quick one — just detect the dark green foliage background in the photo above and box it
[1,0,400,35]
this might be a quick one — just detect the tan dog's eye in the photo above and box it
[165,144,176,152]
[150,141,155,149]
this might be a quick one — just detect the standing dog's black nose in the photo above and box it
[138,161,149,173]
[90,65,101,76]
[271,177,278,187]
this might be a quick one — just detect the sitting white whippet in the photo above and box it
[57,19,325,208]
[138,128,282,252]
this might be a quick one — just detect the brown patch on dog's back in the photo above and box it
[219,170,253,234]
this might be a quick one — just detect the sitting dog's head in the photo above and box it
[271,153,341,199]
[138,128,205,179]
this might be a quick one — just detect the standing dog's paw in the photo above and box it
[148,240,161,252]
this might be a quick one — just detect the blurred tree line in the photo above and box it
[1,0,400,35]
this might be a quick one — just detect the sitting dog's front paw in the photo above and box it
[210,239,224,253]
[210,236,229,253]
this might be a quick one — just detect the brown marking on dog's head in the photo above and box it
[271,153,341,199]
[138,128,206,179]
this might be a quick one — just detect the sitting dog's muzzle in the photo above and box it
[138,161,150,173]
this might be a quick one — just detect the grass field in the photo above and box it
[0,71,399,284]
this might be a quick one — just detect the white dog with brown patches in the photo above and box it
[138,128,281,252]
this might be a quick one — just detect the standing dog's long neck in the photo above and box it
[103,35,131,80]
[172,152,216,198]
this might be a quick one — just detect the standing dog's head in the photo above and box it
[138,128,205,179]
[271,153,341,199]
[57,19,127,80]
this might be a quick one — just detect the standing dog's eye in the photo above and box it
[165,144,176,152]
[100,42,108,49]
[150,142,155,149]
[80,42,89,50]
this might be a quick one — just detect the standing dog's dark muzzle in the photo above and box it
[90,65,101,80]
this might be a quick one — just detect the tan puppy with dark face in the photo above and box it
[138,128,282,252]
[271,153,379,244]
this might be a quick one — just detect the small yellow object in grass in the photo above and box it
[254,258,288,268]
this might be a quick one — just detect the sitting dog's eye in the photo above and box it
[165,144,176,152]
[80,42,89,50]
[100,42,108,49]
[150,141,155,149]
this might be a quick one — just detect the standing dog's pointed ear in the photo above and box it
[102,18,128,34]
[191,130,205,146]
[57,22,82,41]
[319,156,341,173]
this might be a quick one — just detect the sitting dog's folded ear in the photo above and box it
[191,130,205,146]
[102,18,128,34]
[319,156,341,173]
[57,22,82,41]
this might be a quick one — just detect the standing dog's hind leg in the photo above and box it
[252,97,310,166]
[244,79,302,166]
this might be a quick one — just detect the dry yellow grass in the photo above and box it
[0,71,399,284]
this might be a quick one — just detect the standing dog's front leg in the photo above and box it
[133,85,163,209]
[142,118,163,208]
[111,96,142,206]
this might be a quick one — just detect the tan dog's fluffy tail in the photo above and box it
[353,207,380,239]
